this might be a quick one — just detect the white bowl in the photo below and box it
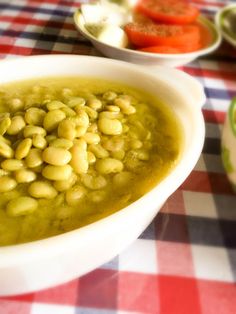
[74,11,222,67]
[215,4,236,47]
[0,55,205,296]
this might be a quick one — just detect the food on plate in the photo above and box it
[0,77,182,246]
[135,0,199,24]
[125,1,211,53]
[124,21,200,47]
[139,42,201,54]
[80,1,129,48]
[89,23,129,48]
[77,0,213,54]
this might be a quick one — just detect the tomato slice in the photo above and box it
[139,41,202,54]
[139,46,181,53]
[136,0,199,24]
[124,21,200,47]
[193,21,213,48]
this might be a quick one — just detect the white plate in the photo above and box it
[74,10,222,68]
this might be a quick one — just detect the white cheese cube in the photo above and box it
[97,24,129,48]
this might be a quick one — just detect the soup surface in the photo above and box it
[0,77,182,246]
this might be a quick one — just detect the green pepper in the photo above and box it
[229,97,236,136]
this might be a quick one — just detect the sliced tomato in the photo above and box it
[139,41,202,54]
[193,21,213,48]
[139,46,181,53]
[124,21,200,47]
[136,0,199,24]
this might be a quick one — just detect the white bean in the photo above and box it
[23,125,46,138]
[57,119,76,141]
[1,159,24,171]
[130,139,143,149]
[102,91,117,101]
[99,111,123,120]
[113,171,132,187]
[15,138,32,159]
[65,185,86,205]
[81,174,107,190]
[106,105,120,112]
[42,164,72,181]
[71,109,89,128]
[70,139,88,174]
[87,98,102,110]
[89,144,109,158]
[75,126,87,137]
[114,98,136,115]
[32,134,47,149]
[82,106,98,120]
[53,172,77,192]
[82,132,100,144]
[9,98,24,112]
[67,97,85,107]
[43,109,66,131]
[25,148,43,168]
[7,116,25,135]
[15,169,37,183]
[98,118,122,135]
[6,197,38,217]
[61,107,76,117]
[102,137,124,152]
[50,138,73,149]
[0,117,11,135]
[28,181,58,199]
[42,147,71,166]
[96,158,123,174]
[87,151,96,164]
[0,176,17,192]
[25,107,46,125]
[46,100,66,111]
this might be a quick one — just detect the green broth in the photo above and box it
[0,77,183,246]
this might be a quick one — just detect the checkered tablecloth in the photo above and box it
[0,0,236,313]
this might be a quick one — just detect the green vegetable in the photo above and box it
[229,97,236,136]
[221,8,236,41]
[221,145,234,173]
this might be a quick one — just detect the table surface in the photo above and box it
[0,0,236,313]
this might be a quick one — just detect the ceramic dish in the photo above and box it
[74,11,222,67]
[0,55,205,296]
[215,4,236,47]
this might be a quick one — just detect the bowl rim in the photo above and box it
[215,3,236,47]
[73,10,222,59]
[0,54,205,264]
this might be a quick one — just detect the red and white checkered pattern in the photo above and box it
[0,0,236,313]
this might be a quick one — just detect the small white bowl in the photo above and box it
[215,4,236,47]
[74,11,222,67]
[0,55,205,295]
